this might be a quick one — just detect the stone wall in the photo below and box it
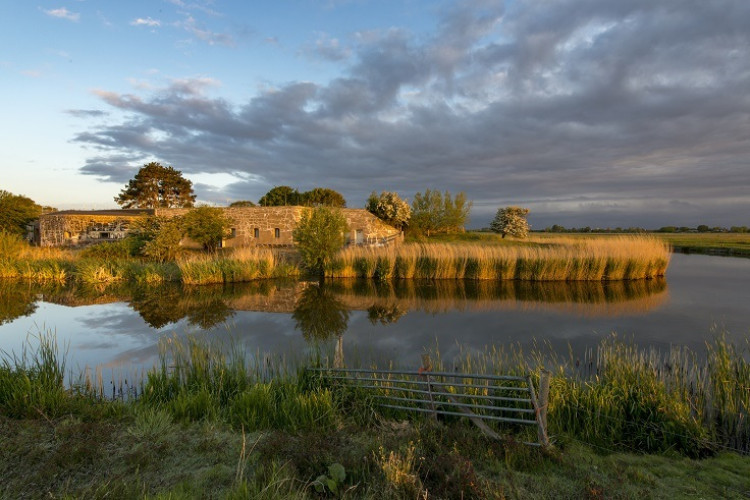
[39,210,153,247]
[40,207,401,248]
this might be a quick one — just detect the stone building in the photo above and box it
[37,206,402,248]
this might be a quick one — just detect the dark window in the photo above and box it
[100,232,110,239]
[254,228,259,238]
[274,228,280,238]
[230,228,237,238]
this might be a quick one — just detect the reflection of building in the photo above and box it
[37,207,402,248]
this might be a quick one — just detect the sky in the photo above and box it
[1,0,749,229]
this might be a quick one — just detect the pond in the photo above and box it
[1,253,748,376]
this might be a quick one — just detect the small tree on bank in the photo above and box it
[0,190,42,236]
[293,207,349,278]
[490,206,530,238]
[365,191,411,230]
[410,189,472,236]
[182,206,234,252]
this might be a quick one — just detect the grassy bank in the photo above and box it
[653,233,750,257]
[1,333,749,497]
[328,236,670,281]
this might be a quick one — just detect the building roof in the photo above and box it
[44,209,155,217]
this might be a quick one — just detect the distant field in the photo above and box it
[456,231,750,257]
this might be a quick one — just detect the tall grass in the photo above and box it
[177,247,298,285]
[139,335,336,431]
[329,236,670,281]
[437,333,750,456]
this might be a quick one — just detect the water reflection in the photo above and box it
[0,277,668,330]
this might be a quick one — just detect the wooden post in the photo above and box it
[421,354,437,420]
[526,373,551,448]
[538,370,550,446]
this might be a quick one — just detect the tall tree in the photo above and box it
[365,191,411,230]
[0,190,41,236]
[441,190,472,233]
[258,186,301,206]
[114,162,196,209]
[301,188,347,208]
[490,206,530,238]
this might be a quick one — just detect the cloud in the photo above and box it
[177,14,235,46]
[43,7,80,22]
[304,33,352,62]
[75,0,750,227]
[65,109,109,118]
[131,17,161,28]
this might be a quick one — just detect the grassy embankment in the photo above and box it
[1,232,670,285]
[2,333,749,498]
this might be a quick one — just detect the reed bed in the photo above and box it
[328,236,670,281]
[2,330,749,456]
[177,247,298,285]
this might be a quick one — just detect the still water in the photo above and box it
[1,253,748,373]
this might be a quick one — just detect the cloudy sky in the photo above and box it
[2,0,749,228]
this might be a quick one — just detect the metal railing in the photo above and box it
[308,359,551,447]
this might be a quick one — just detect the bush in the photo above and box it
[293,207,348,277]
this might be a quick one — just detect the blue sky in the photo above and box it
[2,0,749,228]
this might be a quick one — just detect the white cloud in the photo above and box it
[131,17,161,28]
[43,7,80,22]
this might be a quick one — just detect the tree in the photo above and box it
[115,162,196,209]
[365,191,411,230]
[410,189,471,236]
[410,189,444,236]
[490,206,530,238]
[133,216,185,262]
[258,186,301,206]
[293,207,349,277]
[182,206,234,252]
[292,284,350,341]
[301,188,347,208]
[229,200,256,207]
[0,190,41,236]
[441,191,472,233]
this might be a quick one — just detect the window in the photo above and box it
[230,228,237,238]
[274,228,280,238]
[254,228,259,238]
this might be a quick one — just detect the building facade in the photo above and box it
[37,207,402,248]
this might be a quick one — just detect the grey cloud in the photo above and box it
[66,109,109,118]
[75,0,750,226]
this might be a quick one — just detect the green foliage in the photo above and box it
[292,207,348,276]
[410,189,471,236]
[228,200,256,207]
[258,186,301,206]
[365,191,411,230]
[114,162,196,209]
[0,190,41,236]
[490,206,530,238]
[313,463,347,495]
[0,230,27,259]
[301,187,347,208]
[77,237,143,260]
[182,206,234,252]
[133,216,185,262]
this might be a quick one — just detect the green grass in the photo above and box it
[2,332,750,497]
[652,233,750,256]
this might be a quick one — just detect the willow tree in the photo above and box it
[115,162,196,209]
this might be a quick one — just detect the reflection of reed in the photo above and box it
[4,275,668,328]
[327,278,669,318]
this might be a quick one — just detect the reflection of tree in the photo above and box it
[129,283,185,328]
[293,284,350,341]
[367,303,405,325]
[186,298,234,329]
[0,282,38,325]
